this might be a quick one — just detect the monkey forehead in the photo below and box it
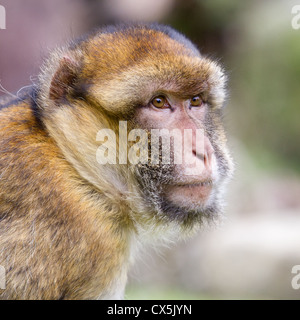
[76,27,226,113]
[85,56,226,114]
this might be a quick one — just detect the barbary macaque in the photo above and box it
[0,23,233,299]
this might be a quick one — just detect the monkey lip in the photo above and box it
[164,180,214,202]
[166,178,214,188]
[173,180,213,187]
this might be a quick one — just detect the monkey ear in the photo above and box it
[49,56,79,101]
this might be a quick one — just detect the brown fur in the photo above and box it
[0,23,233,299]
[0,97,131,299]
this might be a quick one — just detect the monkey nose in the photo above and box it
[192,135,214,172]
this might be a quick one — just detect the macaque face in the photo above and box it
[134,92,227,224]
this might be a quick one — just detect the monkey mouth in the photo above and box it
[171,180,213,187]
[162,179,214,205]
[165,177,214,189]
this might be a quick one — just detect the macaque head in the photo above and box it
[39,23,234,234]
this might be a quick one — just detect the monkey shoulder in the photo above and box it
[0,90,97,216]
[0,91,128,299]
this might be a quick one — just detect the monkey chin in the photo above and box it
[153,182,221,229]
[134,165,222,228]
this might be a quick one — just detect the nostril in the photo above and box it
[191,136,214,166]
[194,150,205,162]
[204,147,214,169]
[204,152,209,168]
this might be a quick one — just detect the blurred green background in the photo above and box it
[1,0,300,299]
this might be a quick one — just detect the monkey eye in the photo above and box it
[151,96,168,109]
[190,96,203,107]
